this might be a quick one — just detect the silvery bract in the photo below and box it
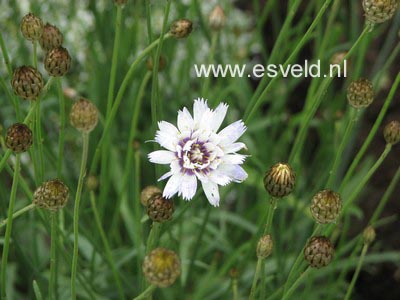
[148,99,248,206]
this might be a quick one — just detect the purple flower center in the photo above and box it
[176,138,212,175]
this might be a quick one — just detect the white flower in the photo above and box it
[148,98,248,206]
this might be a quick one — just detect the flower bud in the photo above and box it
[44,46,71,77]
[40,23,63,51]
[147,193,174,223]
[140,186,162,206]
[310,190,342,224]
[304,236,334,268]
[142,248,181,287]
[383,120,400,145]
[5,123,33,153]
[69,98,99,133]
[256,234,273,259]
[170,19,193,39]
[209,5,226,31]
[362,0,399,24]
[363,226,376,245]
[33,179,69,211]
[11,66,44,100]
[86,175,99,191]
[20,13,43,41]
[263,163,295,198]
[146,56,167,72]
[347,78,374,109]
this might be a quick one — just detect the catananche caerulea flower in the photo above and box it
[148,98,248,206]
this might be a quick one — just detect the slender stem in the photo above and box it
[0,154,20,300]
[340,72,400,190]
[146,222,161,253]
[0,31,12,75]
[49,212,57,300]
[232,277,238,300]
[343,244,369,300]
[89,33,172,174]
[249,258,263,300]
[33,280,44,300]
[281,268,311,300]
[201,31,219,99]
[326,108,358,189]
[0,203,35,228]
[263,197,277,235]
[0,150,11,174]
[33,41,38,69]
[71,133,90,300]
[35,96,44,182]
[132,285,156,300]
[56,78,66,177]
[90,192,125,300]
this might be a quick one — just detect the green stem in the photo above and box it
[132,285,156,300]
[201,31,219,99]
[263,197,277,235]
[49,212,57,300]
[326,108,358,189]
[281,268,311,300]
[33,41,38,69]
[0,203,35,228]
[89,33,172,174]
[343,244,368,300]
[0,31,12,75]
[249,258,263,300]
[0,150,11,174]
[71,133,90,300]
[288,25,371,164]
[340,72,400,190]
[146,222,161,253]
[232,277,238,300]
[0,154,20,300]
[56,78,66,177]
[90,192,125,300]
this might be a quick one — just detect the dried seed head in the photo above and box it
[383,120,400,145]
[347,78,374,109]
[304,236,334,268]
[44,46,71,77]
[11,66,44,100]
[263,163,296,198]
[146,56,167,72]
[209,5,226,31]
[362,0,399,24]
[310,190,342,224]
[256,234,273,259]
[69,98,99,133]
[20,13,43,41]
[363,226,376,245]
[86,175,99,191]
[40,23,63,51]
[114,0,128,5]
[147,193,174,222]
[142,248,181,287]
[140,186,162,207]
[170,19,193,39]
[33,179,69,211]
[5,123,33,153]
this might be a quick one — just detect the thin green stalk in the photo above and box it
[146,222,162,253]
[33,41,38,69]
[49,212,57,300]
[145,0,153,43]
[326,108,358,188]
[0,73,21,121]
[0,150,11,174]
[244,0,334,123]
[33,280,44,300]
[343,244,368,300]
[0,154,20,300]
[340,72,400,190]
[370,164,400,225]
[201,31,219,99]
[90,192,125,300]
[89,33,172,174]
[263,197,277,235]
[35,96,44,182]
[56,78,66,177]
[0,31,12,75]
[132,285,156,300]
[71,133,90,300]
[232,277,238,300]
[288,25,371,164]
[373,42,400,86]
[0,203,35,228]
[281,267,311,300]
[249,258,263,300]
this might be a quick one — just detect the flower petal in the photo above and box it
[178,174,197,200]
[193,98,210,124]
[201,180,220,206]
[163,174,182,199]
[218,120,247,146]
[148,150,176,164]
[155,121,179,151]
[218,164,248,182]
[208,170,231,186]
[223,142,247,154]
[177,107,194,132]
[223,154,247,165]
[158,171,173,181]
[210,102,228,131]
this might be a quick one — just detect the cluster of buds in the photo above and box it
[310,190,342,224]
[142,248,181,287]
[383,120,400,145]
[304,236,335,268]
[140,186,174,222]
[263,163,296,198]
[362,0,399,24]
[347,78,374,109]
[140,186,162,206]
[69,98,99,133]
[5,123,33,153]
[33,179,69,211]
